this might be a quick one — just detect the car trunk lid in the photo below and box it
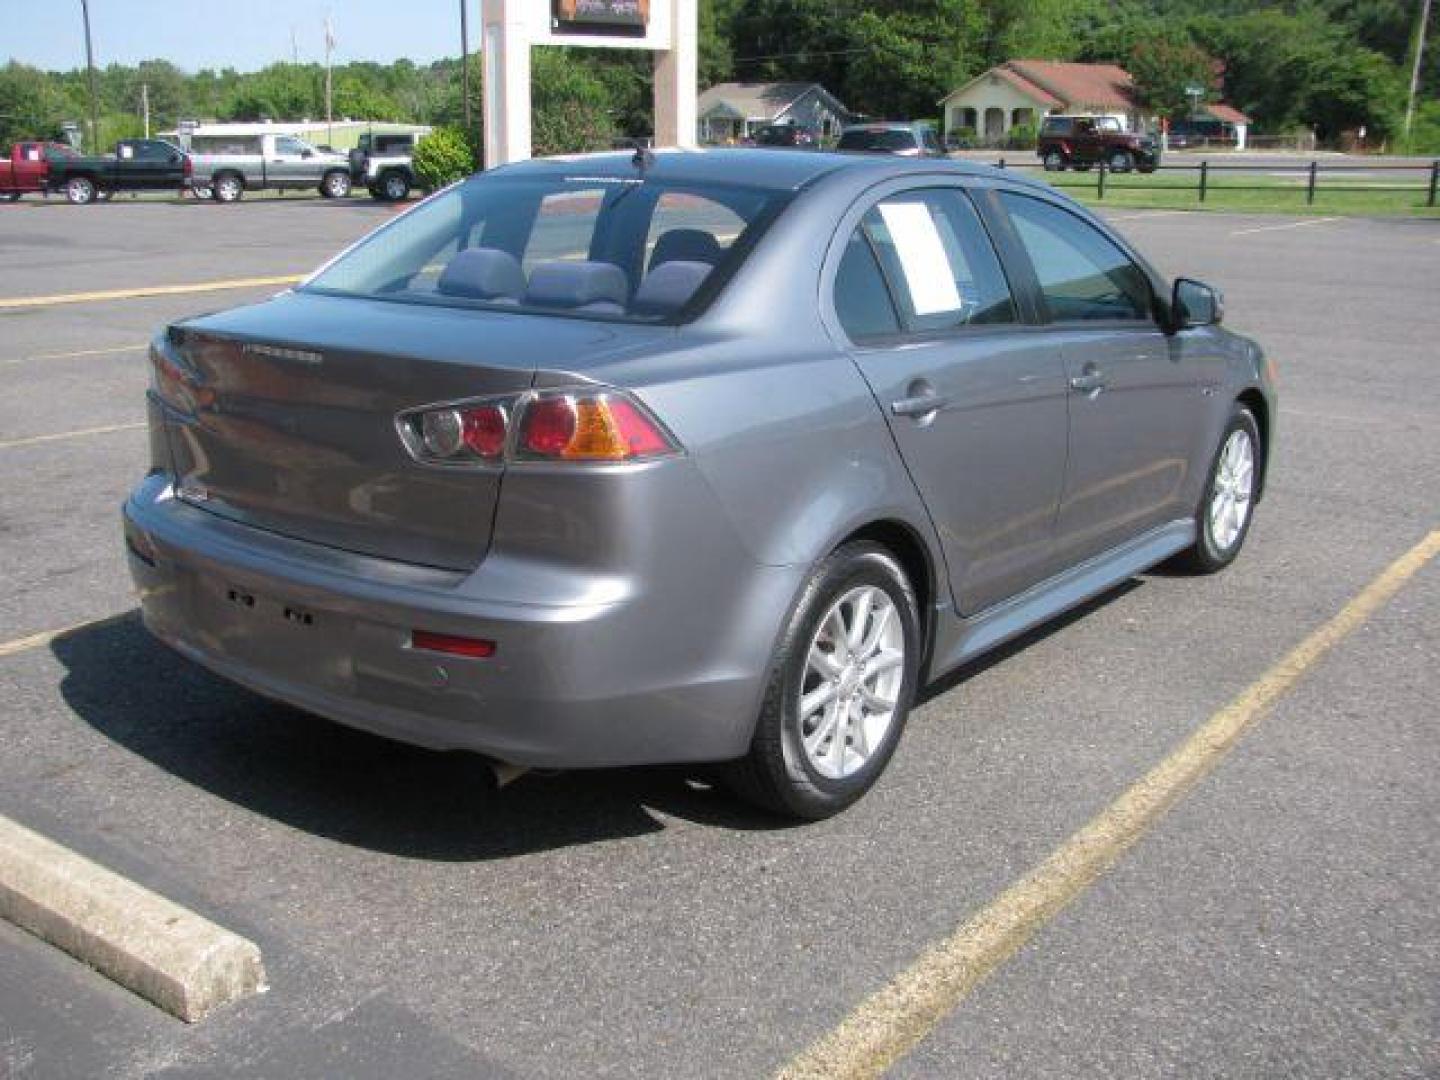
[155,291,660,570]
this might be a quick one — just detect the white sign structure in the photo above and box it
[481,0,697,168]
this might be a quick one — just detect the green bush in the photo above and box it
[1005,123,1039,150]
[947,125,978,149]
[412,127,476,190]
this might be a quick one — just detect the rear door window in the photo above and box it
[999,193,1153,322]
[860,188,1015,333]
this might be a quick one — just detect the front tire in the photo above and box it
[65,176,97,204]
[1173,406,1261,574]
[320,169,351,198]
[724,542,920,820]
[1042,149,1066,172]
[1108,150,1134,172]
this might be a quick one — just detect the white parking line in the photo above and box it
[0,422,144,451]
[1105,210,1192,222]
[3,344,147,367]
[1230,217,1338,236]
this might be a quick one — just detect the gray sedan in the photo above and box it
[124,149,1275,819]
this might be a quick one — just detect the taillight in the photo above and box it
[398,388,677,467]
[183,156,193,177]
[516,392,675,462]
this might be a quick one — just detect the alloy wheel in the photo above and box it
[798,585,905,780]
[1209,428,1255,552]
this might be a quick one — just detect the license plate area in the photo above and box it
[199,576,354,690]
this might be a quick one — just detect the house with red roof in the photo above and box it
[939,60,1253,149]
[941,61,1148,144]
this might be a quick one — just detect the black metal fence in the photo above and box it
[985,158,1440,207]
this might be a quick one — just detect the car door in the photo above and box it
[831,184,1070,616]
[269,135,313,186]
[1070,119,1100,166]
[995,191,1206,566]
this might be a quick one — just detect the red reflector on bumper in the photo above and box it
[411,630,496,658]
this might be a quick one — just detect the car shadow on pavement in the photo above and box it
[51,613,790,863]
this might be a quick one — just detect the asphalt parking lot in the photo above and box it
[1,194,1437,1079]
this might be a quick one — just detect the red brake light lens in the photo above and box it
[462,404,507,457]
[411,630,495,658]
[519,396,578,457]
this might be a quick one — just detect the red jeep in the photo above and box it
[1036,115,1160,174]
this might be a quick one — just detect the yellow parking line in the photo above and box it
[0,613,133,659]
[0,275,303,310]
[0,422,144,451]
[778,528,1440,1080]
[3,344,147,366]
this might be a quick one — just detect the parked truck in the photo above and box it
[1,141,75,199]
[348,129,429,201]
[187,132,352,203]
[43,138,193,204]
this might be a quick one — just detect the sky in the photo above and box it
[2,0,470,72]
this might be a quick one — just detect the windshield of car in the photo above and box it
[303,172,789,323]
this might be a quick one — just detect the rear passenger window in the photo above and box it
[833,232,899,341]
[860,189,1015,333]
[521,189,605,272]
[1000,193,1152,322]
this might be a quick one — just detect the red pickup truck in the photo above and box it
[0,141,78,200]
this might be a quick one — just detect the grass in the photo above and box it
[1031,168,1440,217]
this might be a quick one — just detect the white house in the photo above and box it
[940,61,1152,143]
[697,82,852,144]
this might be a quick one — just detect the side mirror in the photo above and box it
[301,148,314,158]
[1173,277,1223,329]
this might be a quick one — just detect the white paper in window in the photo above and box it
[878,202,962,316]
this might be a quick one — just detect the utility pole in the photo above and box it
[461,0,472,131]
[324,13,335,146]
[80,0,101,153]
[291,25,299,65]
[141,82,149,138]
[1404,0,1433,142]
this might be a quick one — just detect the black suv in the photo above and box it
[837,123,946,158]
[1037,115,1160,173]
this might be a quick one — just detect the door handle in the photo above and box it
[891,393,949,418]
[1069,368,1107,394]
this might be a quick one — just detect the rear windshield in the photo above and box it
[839,129,915,152]
[303,172,789,323]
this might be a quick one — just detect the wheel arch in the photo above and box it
[1235,388,1271,499]
[832,517,942,679]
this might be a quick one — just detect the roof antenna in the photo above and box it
[629,138,655,176]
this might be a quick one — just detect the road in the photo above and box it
[0,196,1436,1079]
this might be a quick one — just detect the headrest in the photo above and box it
[524,260,629,310]
[648,228,724,273]
[437,248,526,302]
[631,261,713,318]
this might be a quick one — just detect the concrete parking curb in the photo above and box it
[0,814,266,1022]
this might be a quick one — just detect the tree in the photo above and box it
[0,62,77,144]
[1127,33,1217,119]
[530,47,616,156]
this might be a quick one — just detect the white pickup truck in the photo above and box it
[188,132,353,202]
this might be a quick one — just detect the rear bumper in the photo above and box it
[123,472,802,768]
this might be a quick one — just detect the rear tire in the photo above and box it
[1171,405,1261,574]
[1,192,20,202]
[723,542,920,820]
[65,176,97,205]
[212,173,243,203]
[378,170,410,202]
